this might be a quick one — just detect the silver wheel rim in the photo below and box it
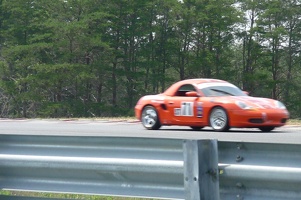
[210,108,227,130]
[142,107,157,128]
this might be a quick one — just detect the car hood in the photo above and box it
[211,96,280,109]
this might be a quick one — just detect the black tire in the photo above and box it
[209,107,230,132]
[141,106,161,130]
[259,127,275,132]
[190,126,204,131]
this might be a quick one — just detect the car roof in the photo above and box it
[176,78,226,85]
[163,78,227,96]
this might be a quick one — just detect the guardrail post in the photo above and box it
[183,140,219,200]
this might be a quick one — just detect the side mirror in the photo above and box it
[185,91,199,97]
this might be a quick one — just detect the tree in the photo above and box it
[0,0,50,117]
[0,0,300,118]
[257,0,287,99]
[282,0,301,117]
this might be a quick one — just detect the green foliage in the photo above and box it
[0,0,301,118]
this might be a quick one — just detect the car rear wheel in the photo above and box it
[141,106,161,130]
[209,107,229,132]
[259,127,275,132]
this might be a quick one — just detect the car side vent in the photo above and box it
[161,104,167,110]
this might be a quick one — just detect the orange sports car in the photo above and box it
[135,79,289,132]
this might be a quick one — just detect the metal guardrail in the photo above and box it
[0,135,218,200]
[1,135,301,199]
[219,142,301,200]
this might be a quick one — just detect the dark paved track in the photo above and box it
[0,119,300,144]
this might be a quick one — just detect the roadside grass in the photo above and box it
[287,119,301,125]
[0,190,159,200]
[56,117,137,121]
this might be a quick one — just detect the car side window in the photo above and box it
[175,84,196,96]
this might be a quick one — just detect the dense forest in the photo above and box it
[0,0,300,118]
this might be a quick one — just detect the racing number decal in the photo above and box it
[174,102,194,116]
[181,102,193,116]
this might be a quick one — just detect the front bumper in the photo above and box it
[134,104,143,120]
[230,109,289,128]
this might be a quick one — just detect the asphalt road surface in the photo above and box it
[0,119,301,144]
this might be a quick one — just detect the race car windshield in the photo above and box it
[199,85,247,97]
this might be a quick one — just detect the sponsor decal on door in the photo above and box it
[174,102,194,116]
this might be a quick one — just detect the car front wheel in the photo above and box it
[141,106,161,130]
[209,107,229,132]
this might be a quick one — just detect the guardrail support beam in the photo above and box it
[183,140,219,200]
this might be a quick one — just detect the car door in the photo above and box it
[165,84,204,125]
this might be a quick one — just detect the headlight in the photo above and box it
[235,101,254,110]
[275,101,286,109]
